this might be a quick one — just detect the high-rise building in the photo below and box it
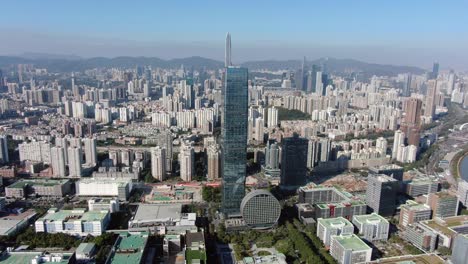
[221,66,248,215]
[151,147,166,181]
[55,137,69,165]
[317,217,354,247]
[280,134,308,188]
[392,130,405,159]
[431,62,439,79]
[267,107,278,128]
[225,33,232,67]
[402,73,412,97]
[263,139,281,178]
[424,80,437,120]
[0,135,9,164]
[51,147,67,177]
[68,146,83,177]
[366,174,399,216]
[207,144,220,180]
[83,138,97,166]
[179,143,194,182]
[330,235,372,264]
[457,180,468,206]
[399,201,432,227]
[404,98,422,126]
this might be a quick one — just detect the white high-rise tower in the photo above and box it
[225,32,232,67]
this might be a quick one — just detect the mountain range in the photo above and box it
[0,54,426,76]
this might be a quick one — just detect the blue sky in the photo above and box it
[0,0,467,69]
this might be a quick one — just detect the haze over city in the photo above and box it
[0,0,468,69]
[0,1,468,264]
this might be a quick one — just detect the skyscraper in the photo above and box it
[151,146,166,181]
[225,32,232,67]
[221,66,249,215]
[366,174,399,216]
[431,62,439,79]
[267,106,278,128]
[280,133,308,188]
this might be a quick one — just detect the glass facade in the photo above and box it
[221,66,248,215]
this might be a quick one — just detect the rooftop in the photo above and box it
[107,232,148,264]
[353,213,388,224]
[132,203,182,221]
[423,215,468,237]
[38,209,108,222]
[318,217,353,229]
[7,178,70,188]
[367,253,444,264]
[76,243,96,255]
[0,252,74,264]
[332,234,371,251]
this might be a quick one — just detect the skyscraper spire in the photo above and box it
[225,32,232,67]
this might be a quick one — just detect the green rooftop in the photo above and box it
[318,217,353,229]
[38,209,108,222]
[332,234,371,251]
[8,179,70,188]
[107,232,148,264]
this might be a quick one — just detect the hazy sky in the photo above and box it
[1,0,467,69]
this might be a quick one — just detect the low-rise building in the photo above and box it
[451,234,468,264]
[75,242,96,262]
[128,204,196,233]
[76,177,133,201]
[420,215,468,249]
[426,191,459,219]
[0,251,75,264]
[330,234,372,264]
[352,213,389,242]
[402,223,438,252]
[35,208,110,236]
[367,254,444,264]
[317,217,354,247]
[88,198,120,213]
[185,232,207,264]
[405,179,439,197]
[5,178,73,198]
[314,201,367,220]
[399,200,432,227]
[107,231,149,264]
[0,209,37,236]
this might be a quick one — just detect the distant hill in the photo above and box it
[242,57,425,76]
[0,55,425,76]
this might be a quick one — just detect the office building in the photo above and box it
[35,208,110,236]
[317,217,354,247]
[366,174,399,216]
[457,180,468,206]
[426,191,459,219]
[221,66,248,215]
[207,144,221,180]
[451,234,468,264]
[280,134,308,188]
[240,190,281,229]
[0,135,9,164]
[402,223,437,252]
[330,234,372,264]
[151,146,166,181]
[368,164,403,181]
[352,213,389,241]
[399,201,432,227]
[179,143,194,182]
[405,178,439,197]
[50,146,67,177]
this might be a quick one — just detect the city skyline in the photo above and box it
[0,1,467,69]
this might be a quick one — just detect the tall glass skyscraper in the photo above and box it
[221,66,248,215]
